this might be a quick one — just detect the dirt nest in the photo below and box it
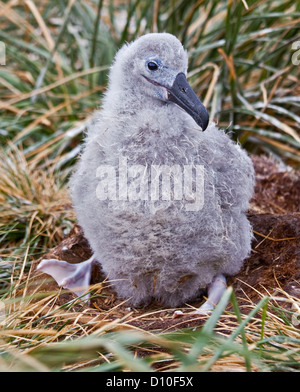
[27,155,300,331]
[232,155,300,304]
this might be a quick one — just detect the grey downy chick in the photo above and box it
[38,33,254,312]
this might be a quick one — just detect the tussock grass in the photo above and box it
[0,284,300,372]
[0,143,74,254]
[0,0,299,372]
[1,0,299,163]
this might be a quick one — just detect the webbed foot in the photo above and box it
[37,255,95,300]
[173,274,227,318]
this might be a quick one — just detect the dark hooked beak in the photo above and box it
[166,73,209,131]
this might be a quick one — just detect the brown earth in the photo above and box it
[27,155,300,331]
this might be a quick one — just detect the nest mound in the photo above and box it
[27,155,300,331]
[231,155,300,306]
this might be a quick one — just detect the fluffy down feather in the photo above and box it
[69,33,255,307]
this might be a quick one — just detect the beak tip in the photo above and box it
[197,111,209,131]
[203,119,209,131]
[167,73,209,132]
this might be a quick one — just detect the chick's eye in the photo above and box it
[148,61,158,71]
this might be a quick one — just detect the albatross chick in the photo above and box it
[38,33,254,312]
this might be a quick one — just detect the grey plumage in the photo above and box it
[66,33,255,307]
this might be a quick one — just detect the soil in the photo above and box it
[27,155,300,331]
